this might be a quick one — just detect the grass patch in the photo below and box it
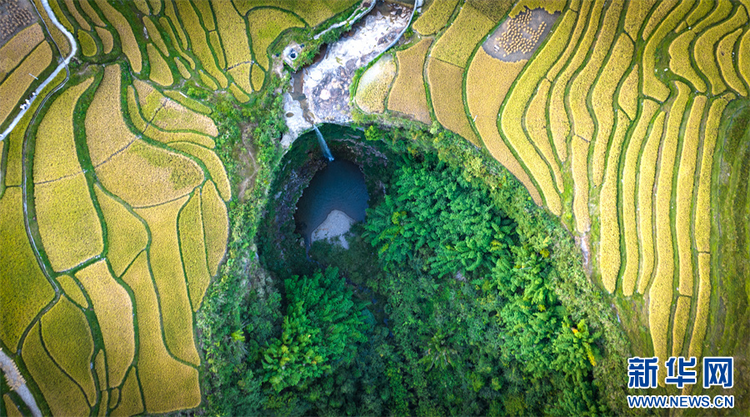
[40,297,97,405]
[201,181,229,277]
[0,42,52,128]
[412,0,459,36]
[387,38,432,123]
[170,142,231,201]
[96,140,204,208]
[426,58,479,145]
[76,260,135,388]
[247,8,304,70]
[135,196,201,366]
[120,252,201,413]
[35,173,103,271]
[94,184,148,277]
[94,0,142,72]
[178,193,211,311]
[430,3,496,68]
[0,188,55,351]
[22,324,90,416]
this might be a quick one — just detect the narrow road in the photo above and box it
[0,0,77,142]
[0,349,42,417]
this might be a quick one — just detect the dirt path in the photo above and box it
[0,349,42,417]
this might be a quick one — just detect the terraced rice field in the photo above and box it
[0,0,360,414]
[354,0,750,393]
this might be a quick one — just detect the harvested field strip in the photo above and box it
[135,196,201,366]
[40,297,97,405]
[499,10,577,216]
[178,193,210,311]
[549,0,603,162]
[86,65,137,166]
[202,181,229,276]
[675,95,707,296]
[120,252,201,413]
[641,0,678,40]
[144,16,169,56]
[620,100,659,296]
[387,38,432,124]
[0,42,52,127]
[641,0,694,103]
[35,173,103,272]
[33,78,93,183]
[687,252,711,359]
[22,324,89,416]
[599,112,630,293]
[694,6,748,95]
[672,295,691,356]
[669,31,707,93]
[635,111,666,294]
[426,58,479,145]
[691,0,732,33]
[95,27,114,54]
[147,44,174,86]
[57,275,89,308]
[618,65,639,120]
[247,8,305,71]
[570,136,590,233]
[63,0,91,30]
[0,188,55,351]
[94,184,148,277]
[716,28,747,96]
[170,142,231,201]
[355,55,396,114]
[649,82,689,368]
[694,95,732,252]
[431,4,496,68]
[96,139,204,208]
[76,260,135,388]
[213,1,252,70]
[524,79,563,191]
[94,0,142,73]
[174,0,228,88]
[110,367,143,417]
[466,49,526,118]
[78,31,97,57]
[568,0,623,143]
[591,34,633,187]
[412,0,459,35]
[0,23,44,78]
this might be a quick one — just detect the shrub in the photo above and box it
[669,31,707,93]
[120,252,201,413]
[94,0,142,72]
[412,0,459,36]
[426,58,479,145]
[355,55,396,114]
[0,188,55,351]
[94,184,148,277]
[135,196,201,366]
[716,28,747,96]
[0,42,52,127]
[570,135,590,233]
[387,38,432,123]
[86,65,137,166]
[22,324,90,416]
[41,298,97,404]
[96,140,204,208]
[33,77,93,183]
[430,3,496,68]
[201,181,229,276]
[170,142,231,200]
[178,193,211,311]
[76,260,135,388]
[35,173,104,271]
[591,34,633,186]
[620,100,659,296]
[57,275,89,308]
[618,64,639,119]
[0,23,43,78]
[675,95,706,297]
[147,43,174,86]
[247,8,305,70]
[599,112,629,293]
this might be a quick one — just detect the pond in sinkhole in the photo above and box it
[294,158,369,245]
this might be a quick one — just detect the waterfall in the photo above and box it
[314,125,334,161]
